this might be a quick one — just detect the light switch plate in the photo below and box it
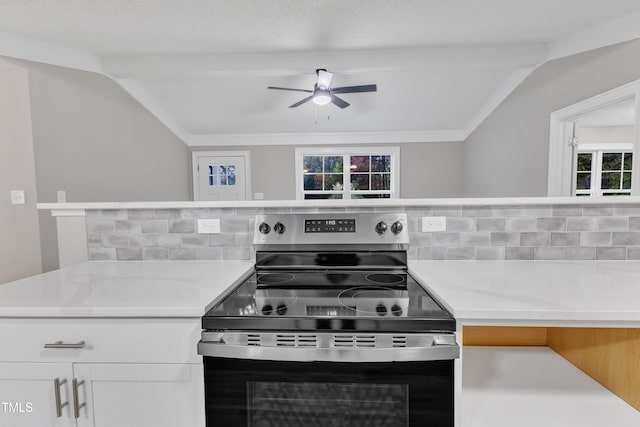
[421,216,446,232]
[197,218,221,234]
[10,190,26,205]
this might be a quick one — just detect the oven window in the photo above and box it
[204,357,453,427]
[248,381,408,427]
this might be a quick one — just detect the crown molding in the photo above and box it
[188,130,465,147]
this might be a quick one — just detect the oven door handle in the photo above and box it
[197,341,459,362]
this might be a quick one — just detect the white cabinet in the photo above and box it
[74,364,203,427]
[0,318,205,427]
[0,363,75,427]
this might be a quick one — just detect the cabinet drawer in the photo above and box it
[0,318,202,363]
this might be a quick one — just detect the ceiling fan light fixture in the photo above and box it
[312,92,331,106]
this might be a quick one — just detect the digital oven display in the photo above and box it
[306,306,356,316]
[305,219,356,233]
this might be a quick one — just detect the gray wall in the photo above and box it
[0,61,42,284]
[192,141,465,200]
[464,39,640,197]
[6,58,191,272]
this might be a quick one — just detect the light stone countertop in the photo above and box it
[409,260,640,326]
[36,195,640,212]
[0,261,254,317]
[2,260,640,325]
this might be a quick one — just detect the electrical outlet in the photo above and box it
[197,219,221,234]
[10,190,25,205]
[421,216,446,232]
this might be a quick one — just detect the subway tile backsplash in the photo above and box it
[85,203,640,261]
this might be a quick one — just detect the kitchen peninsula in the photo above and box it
[10,196,639,426]
[0,259,638,426]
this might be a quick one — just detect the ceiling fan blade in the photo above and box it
[268,86,313,93]
[330,84,377,94]
[289,96,314,108]
[330,94,350,109]
[317,69,333,89]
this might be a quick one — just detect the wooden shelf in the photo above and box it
[462,347,640,426]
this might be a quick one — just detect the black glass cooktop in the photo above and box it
[203,271,456,332]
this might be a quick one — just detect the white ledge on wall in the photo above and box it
[37,196,640,212]
[49,208,87,217]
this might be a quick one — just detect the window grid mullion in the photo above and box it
[588,152,596,197]
[595,151,604,196]
[344,154,351,199]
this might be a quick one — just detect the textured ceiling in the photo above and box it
[1,0,639,141]
[1,0,639,54]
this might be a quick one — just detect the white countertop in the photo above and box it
[0,261,254,317]
[2,260,639,324]
[37,195,640,212]
[409,260,640,326]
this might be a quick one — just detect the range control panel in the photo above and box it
[305,219,356,233]
[253,213,409,246]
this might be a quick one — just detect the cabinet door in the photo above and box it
[74,363,204,427]
[0,363,75,427]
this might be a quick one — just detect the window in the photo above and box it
[548,82,639,197]
[295,147,399,200]
[208,165,236,186]
[575,149,633,196]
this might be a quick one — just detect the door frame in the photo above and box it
[191,151,252,201]
[547,79,640,196]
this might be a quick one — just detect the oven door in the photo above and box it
[203,356,453,427]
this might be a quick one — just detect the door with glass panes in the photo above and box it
[194,153,249,201]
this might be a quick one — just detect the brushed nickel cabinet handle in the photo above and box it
[44,340,86,349]
[72,379,86,419]
[53,378,68,418]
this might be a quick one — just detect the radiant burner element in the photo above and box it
[257,273,295,284]
[365,273,405,285]
[338,286,407,316]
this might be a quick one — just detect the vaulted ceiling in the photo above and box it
[1,0,640,145]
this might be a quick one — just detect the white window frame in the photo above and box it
[548,80,640,196]
[574,144,634,196]
[294,147,400,200]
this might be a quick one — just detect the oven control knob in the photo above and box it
[375,304,387,316]
[391,221,404,235]
[375,221,388,235]
[261,304,273,315]
[276,303,288,315]
[391,304,403,316]
[258,222,271,234]
[273,222,286,235]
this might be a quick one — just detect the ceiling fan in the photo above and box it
[267,69,377,109]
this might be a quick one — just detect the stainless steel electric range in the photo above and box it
[198,213,459,427]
